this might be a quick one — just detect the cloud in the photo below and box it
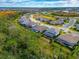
[0,0,30,2]
[66,0,79,7]
[0,0,79,7]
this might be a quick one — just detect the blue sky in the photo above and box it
[0,0,79,7]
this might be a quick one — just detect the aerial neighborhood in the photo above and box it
[1,1,79,58]
[19,12,79,48]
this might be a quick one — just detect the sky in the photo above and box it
[0,0,79,7]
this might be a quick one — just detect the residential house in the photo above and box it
[19,17,30,26]
[32,25,48,33]
[27,21,37,28]
[19,16,37,28]
[44,28,59,38]
[75,24,79,30]
[56,33,79,48]
[36,17,50,22]
[49,19,64,25]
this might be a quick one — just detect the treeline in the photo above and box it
[51,12,79,17]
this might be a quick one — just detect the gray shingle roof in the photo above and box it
[57,33,79,47]
[32,25,48,32]
[76,24,79,30]
[44,28,59,38]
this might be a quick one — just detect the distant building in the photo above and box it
[32,25,48,33]
[49,19,64,25]
[57,33,79,48]
[44,28,59,38]
[36,16,68,25]
[19,16,30,26]
[75,24,79,30]
[36,18,50,22]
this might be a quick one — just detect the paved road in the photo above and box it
[22,14,76,33]
[29,14,60,29]
[62,18,76,32]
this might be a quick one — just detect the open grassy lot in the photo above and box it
[33,14,56,20]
